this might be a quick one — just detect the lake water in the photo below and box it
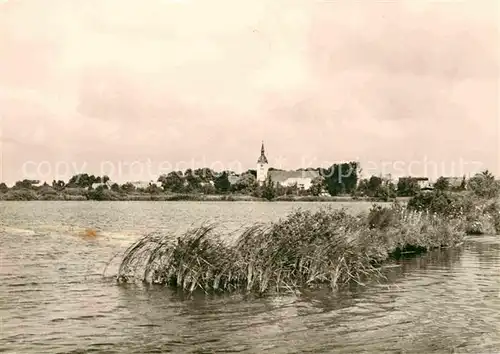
[1,201,499,353]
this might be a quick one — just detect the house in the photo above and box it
[442,177,465,189]
[414,177,432,190]
[91,180,113,189]
[268,170,320,190]
[199,181,215,187]
[31,180,44,188]
[397,177,432,190]
[255,142,319,190]
[227,174,240,185]
[130,181,162,190]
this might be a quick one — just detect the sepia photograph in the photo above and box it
[1,0,499,353]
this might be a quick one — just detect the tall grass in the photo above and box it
[118,226,242,292]
[407,190,500,235]
[117,203,466,294]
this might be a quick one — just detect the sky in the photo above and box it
[0,0,499,184]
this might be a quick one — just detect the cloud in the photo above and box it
[0,0,498,183]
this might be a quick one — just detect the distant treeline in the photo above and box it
[0,162,497,201]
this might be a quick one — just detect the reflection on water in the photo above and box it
[1,201,499,353]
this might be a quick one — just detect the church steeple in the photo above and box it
[256,141,269,184]
[257,141,268,164]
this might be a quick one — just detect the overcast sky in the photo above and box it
[0,0,498,184]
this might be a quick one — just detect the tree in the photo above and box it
[200,182,216,195]
[193,168,215,183]
[0,182,8,192]
[356,176,396,200]
[37,183,58,199]
[368,176,382,192]
[146,183,161,194]
[309,177,324,196]
[357,176,383,197]
[375,181,397,201]
[52,180,66,191]
[468,170,498,198]
[274,183,287,197]
[397,177,420,197]
[262,175,275,200]
[481,169,495,180]
[231,172,257,194]
[214,171,231,194]
[67,174,99,188]
[121,182,136,192]
[320,162,359,196]
[356,179,369,196]
[87,185,105,200]
[184,169,201,191]
[13,179,38,190]
[159,171,184,193]
[111,183,121,192]
[459,175,467,191]
[434,177,450,191]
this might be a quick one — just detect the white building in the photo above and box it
[130,181,162,190]
[415,177,432,190]
[396,177,432,190]
[227,174,240,185]
[256,142,319,190]
[91,180,113,189]
[268,170,320,190]
[31,180,44,188]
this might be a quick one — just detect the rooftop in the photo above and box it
[268,170,320,183]
[257,141,268,164]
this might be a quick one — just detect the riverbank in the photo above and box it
[0,187,409,202]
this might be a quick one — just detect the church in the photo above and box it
[256,142,320,190]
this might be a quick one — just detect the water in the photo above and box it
[1,201,499,353]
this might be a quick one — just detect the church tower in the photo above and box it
[256,141,269,185]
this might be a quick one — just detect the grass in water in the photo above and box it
[117,201,470,295]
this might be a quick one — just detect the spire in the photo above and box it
[257,141,268,164]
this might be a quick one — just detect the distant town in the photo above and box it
[0,143,496,201]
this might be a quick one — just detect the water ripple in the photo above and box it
[1,201,499,353]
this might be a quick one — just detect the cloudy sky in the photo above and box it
[0,0,498,183]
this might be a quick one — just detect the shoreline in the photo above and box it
[0,190,409,203]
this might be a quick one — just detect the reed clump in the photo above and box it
[118,226,242,292]
[407,190,500,235]
[117,203,466,294]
